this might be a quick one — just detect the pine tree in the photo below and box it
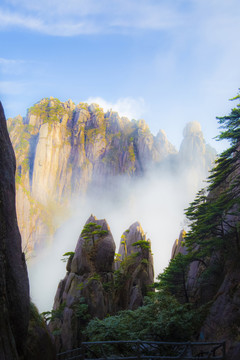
[158,92,240,303]
[185,92,240,259]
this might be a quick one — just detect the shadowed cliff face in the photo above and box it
[7,98,216,257]
[0,102,56,360]
[50,215,154,352]
[0,102,30,359]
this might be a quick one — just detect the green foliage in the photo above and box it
[157,253,192,303]
[88,273,101,283]
[128,143,136,163]
[102,281,113,292]
[81,222,108,246]
[73,297,91,322]
[132,240,150,250]
[77,282,84,290]
[28,98,68,124]
[209,93,240,190]
[113,252,139,289]
[61,251,75,263]
[121,234,127,256]
[85,292,205,342]
[42,302,66,322]
[79,102,88,110]
[155,92,240,308]
[185,93,240,261]
[29,302,45,327]
[114,253,122,262]
[26,302,54,356]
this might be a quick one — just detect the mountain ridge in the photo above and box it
[7,97,216,256]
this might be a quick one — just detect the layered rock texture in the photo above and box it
[0,102,55,359]
[172,234,240,359]
[7,97,216,254]
[50,215,154,352]
[171,209,240,357]
[0,102,30,359]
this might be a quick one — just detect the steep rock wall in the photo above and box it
[50,215,154,352]
[0,102,56,360]
[7,98,216,255]
[0,102,30,359]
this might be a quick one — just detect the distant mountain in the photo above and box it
[7,97,216,255]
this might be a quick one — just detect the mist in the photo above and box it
[28,160,208,313]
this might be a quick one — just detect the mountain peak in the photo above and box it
[183,121,202,137]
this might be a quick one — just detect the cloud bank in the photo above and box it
[85,96,146,121]
[28,159,208,312]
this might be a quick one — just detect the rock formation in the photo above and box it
[171,218,240,358]
[179,121,216,170]
[50,215,154,352]
[0,102,56,360]
[200,261,240,360]
[0,101,30,359]
[115,222,154,310]
[7,98,216,255]
[171,230,188,259]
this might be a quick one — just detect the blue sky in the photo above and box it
[1,0,240,151]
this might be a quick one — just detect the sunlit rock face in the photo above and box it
[116,221,154,310]
[7,99,216,255]
[179,121,216,171]
[50,215,154,352]
[0,102,30,359]
[7,98,177,253]
[0,103,56,360]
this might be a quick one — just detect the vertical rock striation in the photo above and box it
[7,99,216,256]
[0,102,30,359]
[0,102,56,360]
[115,221,154,310]
[50,216,154,352]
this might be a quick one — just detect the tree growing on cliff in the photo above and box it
[157,253,192,303]
[209,93,240,190]
[185,92,240,259]
[157,92,240,304]
[81,222,108,245]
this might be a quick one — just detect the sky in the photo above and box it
[2,0,240,311]
[1,0,240,151]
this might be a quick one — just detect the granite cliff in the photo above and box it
[50,215,154,352]
[0,102,29,359]
[0,102,55,360]
[7,97,216,256]
[168,96,240,359]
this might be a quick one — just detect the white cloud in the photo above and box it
[0,0,183,35]
[28,161,207,312]
[85,96,146,120]
[0,57,26,74]
[0,0,239,37]
[5,0,105,16]
[0,9,100,35]
[0,9,41,29]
